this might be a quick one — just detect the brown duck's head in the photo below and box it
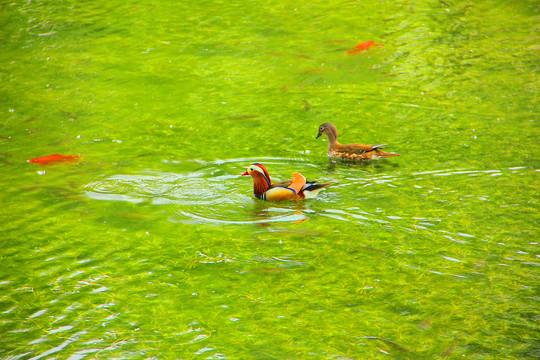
[316,122,338,140]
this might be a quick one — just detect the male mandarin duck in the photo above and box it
[316,122,400,160]
[242,163,330,201]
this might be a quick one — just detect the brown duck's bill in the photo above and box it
[315,132,322,139]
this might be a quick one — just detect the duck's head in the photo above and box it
[241,163,272,187]
[316,122,338,139]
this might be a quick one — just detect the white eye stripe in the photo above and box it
[249,165,271,186]
[250,166,265,175]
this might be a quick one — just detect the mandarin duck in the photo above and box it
[316,122,400,160]
[242,163,330,201]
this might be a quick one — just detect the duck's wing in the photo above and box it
[271,180,292,188]
[270,173,306,193]
[339,143,387,154]
[263,173,307,201]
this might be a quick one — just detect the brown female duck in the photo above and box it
[316,122,399,160]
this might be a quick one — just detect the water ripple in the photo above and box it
[27,331,87,360]
[173,209,307,225]
[85,157,331,225]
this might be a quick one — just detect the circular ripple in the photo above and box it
[84,157,325,225]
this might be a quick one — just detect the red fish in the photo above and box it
[28,154,80,166]
[346,40,383,54]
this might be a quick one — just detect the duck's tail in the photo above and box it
[302,182,331,199]
[378,151,400,158]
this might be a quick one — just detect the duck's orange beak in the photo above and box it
[241,171,249,176]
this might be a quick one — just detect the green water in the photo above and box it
[1,0,538,358]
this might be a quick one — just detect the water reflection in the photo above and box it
[412,168,506,176]
[85,158,328,225]
[173,209,306,225]
[83,160,535,235]
[0,250,136,359]
[326,158,400,171]
[81,159,539,288]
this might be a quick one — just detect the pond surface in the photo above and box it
[1,0,538,359]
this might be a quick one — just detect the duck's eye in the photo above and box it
[319,127,323,131]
